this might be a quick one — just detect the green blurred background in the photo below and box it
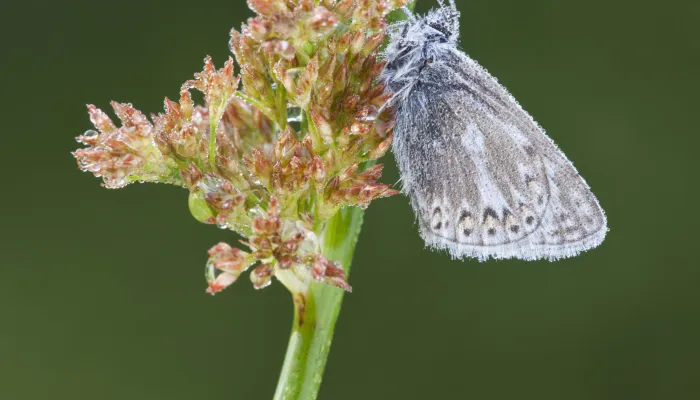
[2,0,699,399]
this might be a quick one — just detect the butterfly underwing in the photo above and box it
[379,1,607,261]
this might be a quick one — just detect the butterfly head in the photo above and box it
[381,4,461,95]
[388,5,460,46]
[423,3,461,43]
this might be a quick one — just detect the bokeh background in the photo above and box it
[2,0,699,399]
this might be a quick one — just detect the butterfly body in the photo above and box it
[380,2,607,261]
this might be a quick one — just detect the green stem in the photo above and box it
[208,119,217,169]
[272,206,365,400]
[234,91,279,128]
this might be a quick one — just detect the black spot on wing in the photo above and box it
[483,207,499,223]
[502,208,512,220]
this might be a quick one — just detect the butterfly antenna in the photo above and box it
[376,96,396,116]
[401,6,416,22]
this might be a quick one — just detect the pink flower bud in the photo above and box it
[206,272,238,295]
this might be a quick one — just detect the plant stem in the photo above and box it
[272,206,365,400]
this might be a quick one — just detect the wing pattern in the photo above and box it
[392,50,607,260]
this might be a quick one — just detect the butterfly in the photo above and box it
[379,1,607,260]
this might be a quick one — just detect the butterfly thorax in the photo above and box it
[380,7,462,105]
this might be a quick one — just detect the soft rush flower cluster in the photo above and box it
[73,0,407,295]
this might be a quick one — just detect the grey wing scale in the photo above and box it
[392,50,607,261]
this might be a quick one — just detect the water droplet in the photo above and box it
[253,278,272,290]
[286,107,303,123]
[77,130,99,144]
[188,190,215,223]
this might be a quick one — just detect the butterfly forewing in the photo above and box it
[393,49,606,261]
[383,3,607,261]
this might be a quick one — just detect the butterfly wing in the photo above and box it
[393,49,607,260]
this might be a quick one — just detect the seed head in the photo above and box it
[73,0,408,296]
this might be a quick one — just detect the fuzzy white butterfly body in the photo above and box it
[381,1,607,261]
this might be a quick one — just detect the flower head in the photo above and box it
[73,0,407,296]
